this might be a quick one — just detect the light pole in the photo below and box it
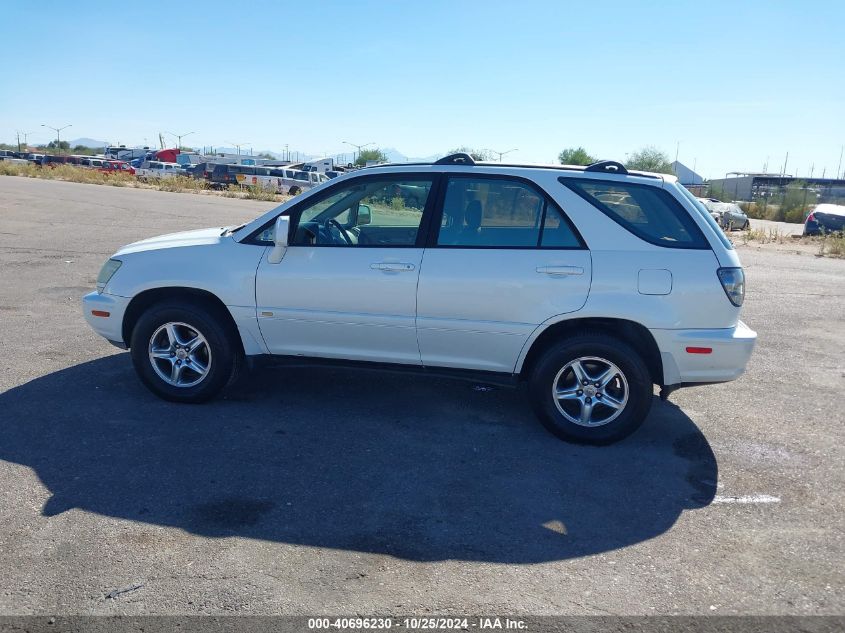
[167,131,195,149]
[226,141,250,156]
[343,141,374,162]
[41,123,72,148]
[488,148,517,162]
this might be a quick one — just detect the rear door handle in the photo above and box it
[536,265,584,276]
[371,262,416,272]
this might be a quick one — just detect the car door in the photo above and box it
[255,173,438,364]
[416,174,592,373]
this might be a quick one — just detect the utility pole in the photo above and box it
[41,123,72,148]
[674,141,680,169]
[167,131,195,150]
[15,130,32,152]
[489,148,517,162]
[838,145,843,180]
[343,141,374,162]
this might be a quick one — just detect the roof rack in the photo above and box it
[585,160,628,175]
[434,152,475,166]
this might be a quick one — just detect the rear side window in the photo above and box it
[560,178,708,248]
[437,177,582,248]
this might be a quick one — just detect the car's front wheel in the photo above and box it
[529,333,653,444]
[130,300,242,403]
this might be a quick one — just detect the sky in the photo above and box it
[2,0,844,179]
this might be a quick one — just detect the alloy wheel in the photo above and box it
[148,321,212,388]
[552,356,629,427]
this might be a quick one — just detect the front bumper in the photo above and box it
[650,321,757,386]
[82,291,131,347]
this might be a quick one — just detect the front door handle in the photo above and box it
[536,265,584,276]
[371,262,416,272]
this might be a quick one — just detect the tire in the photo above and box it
[129,300,242,403]
[528,332,653,444]
[289,186,301,196]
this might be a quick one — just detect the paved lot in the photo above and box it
[0,176,843,615]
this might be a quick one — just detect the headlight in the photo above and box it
[717,267,745,307]
[96,259,122,293]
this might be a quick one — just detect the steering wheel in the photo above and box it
[326,218,353,245]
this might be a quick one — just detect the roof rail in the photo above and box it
[434,152,475,166]
[585,160,628,175]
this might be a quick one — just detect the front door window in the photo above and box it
[290,178,434,247]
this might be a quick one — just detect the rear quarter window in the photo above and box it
[560,177,708,249]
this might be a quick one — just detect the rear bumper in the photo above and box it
[82,291,131,347]
[650,321,757,386]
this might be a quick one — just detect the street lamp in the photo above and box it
[488,148,517,162]
[167,131,195,149]
[343,141,374,162]
[226,141,250,156]
[41,123,72,147]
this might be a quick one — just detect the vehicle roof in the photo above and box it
[813,203,845,216]
[354,160,676,183]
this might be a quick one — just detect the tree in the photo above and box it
[558,147,595,166]
[448,147,491,161]
[624,146,674,174]
[47,140,70,153]
[257,152,275,159]
[354,148,388,166]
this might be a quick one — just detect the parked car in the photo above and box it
[135,160,185,180]
[0,150,21,159]
[98,160,135,175]
[699,200,749,231]
[0,156,30,165]
[804,203,845,235]
[78,157,111,169]
[41,155,79,167]
[82,155,756,445]
[210,164,328,194]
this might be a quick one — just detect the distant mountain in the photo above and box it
[69,138,107,148]
[381,147,441,164]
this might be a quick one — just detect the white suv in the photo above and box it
[83,154,756,444]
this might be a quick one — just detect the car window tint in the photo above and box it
[541,201,582,247]
[561,178,708,248]
[438,177,578,248]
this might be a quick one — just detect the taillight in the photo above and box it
[717,267,745,307]
[806,213,816,223]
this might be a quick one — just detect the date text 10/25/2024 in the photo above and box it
[308,617,527,630]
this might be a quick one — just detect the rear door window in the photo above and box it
[436,177,582,248]
[560,178,708,248]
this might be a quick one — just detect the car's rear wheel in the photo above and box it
[289,186,301,195]
[529,333,653,444]
[130,300,242,403]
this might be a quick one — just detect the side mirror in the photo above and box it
[268,215,290,264]
[357,203,372,226]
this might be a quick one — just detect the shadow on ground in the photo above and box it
[0,355,717,562]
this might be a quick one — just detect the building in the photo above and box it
[707,172,845,202]
[670,161,704,186]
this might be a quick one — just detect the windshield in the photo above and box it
[674,183,733,250]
